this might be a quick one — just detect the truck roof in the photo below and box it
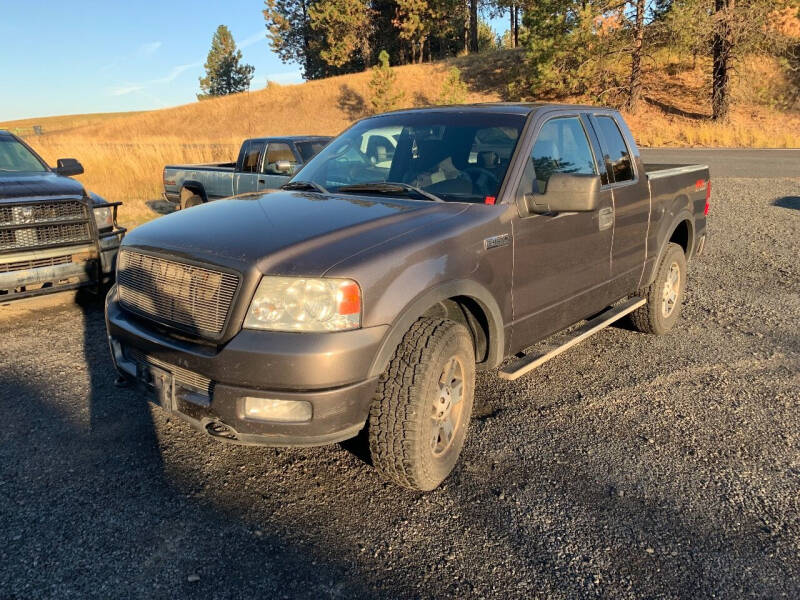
[247,135,332,143]
[376,102,614,117]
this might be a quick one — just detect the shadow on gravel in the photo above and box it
[0,298,380,599]
[774,196,800,211]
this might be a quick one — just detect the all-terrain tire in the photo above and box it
[180,191,203,210]
[630,242,688,335]
[368,318,475,491]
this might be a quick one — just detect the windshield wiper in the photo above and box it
[281,180,329,194]
[337,182,444,203]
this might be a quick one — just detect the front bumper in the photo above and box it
[0,240,120,301]
[105,289,385,447]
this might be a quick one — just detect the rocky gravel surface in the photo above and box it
[1,178,798,599]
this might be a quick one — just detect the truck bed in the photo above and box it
[164,162,236,172]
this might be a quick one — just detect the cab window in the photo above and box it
[264,143,297,175]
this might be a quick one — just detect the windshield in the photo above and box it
[294,112,526,203]
[0,136,47,174]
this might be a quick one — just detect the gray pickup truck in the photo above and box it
[163,136,331,209]
[107,104,709,490]
[1,131,125,302]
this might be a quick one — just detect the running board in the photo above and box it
[499,297,646,381]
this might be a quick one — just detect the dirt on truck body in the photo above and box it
[0,131,125,303]
[106,103,709,490]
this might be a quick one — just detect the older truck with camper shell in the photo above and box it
[107,104,709,490]
[163,136,331,209]
[1,131,124,302]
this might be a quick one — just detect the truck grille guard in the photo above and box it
[0,196,126,301]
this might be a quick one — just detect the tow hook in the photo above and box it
[205,420,237,440]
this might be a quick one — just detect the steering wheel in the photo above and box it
[464,167,500,196]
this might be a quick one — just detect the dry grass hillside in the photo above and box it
[2,50,798,226]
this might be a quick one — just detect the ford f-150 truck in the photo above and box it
[163,136,331,209]
[1,131,125,302]
[107,104,709,490]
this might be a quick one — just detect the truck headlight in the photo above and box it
[244,276,361,332]
[94,206,113,230]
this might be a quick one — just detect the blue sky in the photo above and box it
[0,1,509,121]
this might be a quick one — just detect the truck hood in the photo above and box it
[0,172,86,201]
[123,191,468,276]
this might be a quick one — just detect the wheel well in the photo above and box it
[669,220,692,257]
[180,184,205,202]
[422,296,490,363]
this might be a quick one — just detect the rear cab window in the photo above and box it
[592,116,635,184]
[240,141,266,173]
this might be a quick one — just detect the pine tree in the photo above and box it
[368,50,405,113]
[437,67,469,104]
[626,0,646,112]
[308,0,373,68]
[197,25,255,99]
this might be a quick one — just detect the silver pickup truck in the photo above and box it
[163,136,330,209]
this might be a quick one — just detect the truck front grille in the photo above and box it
[117,250,239,337]
[0,200,86,225]
[0,200,92,253]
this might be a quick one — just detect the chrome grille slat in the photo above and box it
[117,250,238,336]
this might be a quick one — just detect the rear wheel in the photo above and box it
[180,190,203,210]
[630,242,687,335]
[368,318,475,491]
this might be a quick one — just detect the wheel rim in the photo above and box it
[661,261,681,318]
[430,356,465,457]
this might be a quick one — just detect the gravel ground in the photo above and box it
[1,178,798,599]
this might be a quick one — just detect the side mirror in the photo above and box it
[54,158,84,177]
[274,160,293,174]
[527,173,600,214]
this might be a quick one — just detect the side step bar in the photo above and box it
[499,297,646,381]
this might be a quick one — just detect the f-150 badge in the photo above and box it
[484,233,511,250]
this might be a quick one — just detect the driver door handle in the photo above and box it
[598,206,614,231]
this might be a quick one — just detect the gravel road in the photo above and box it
[1,178,798,599]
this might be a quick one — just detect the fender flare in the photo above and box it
[646,209,695,286]
[180,180,208,203]
[367,279,506,379]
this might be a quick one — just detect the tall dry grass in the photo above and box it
[32,139,238,226]
[3,51,798,227]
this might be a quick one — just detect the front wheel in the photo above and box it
[368,318,475,491]
[630,242,688,335]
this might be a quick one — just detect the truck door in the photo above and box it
[234,140,265,196]
[259,142,300,192]
[510,114,615,351]
[588,114,650,298]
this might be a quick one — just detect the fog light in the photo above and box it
[243,397,312,423]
